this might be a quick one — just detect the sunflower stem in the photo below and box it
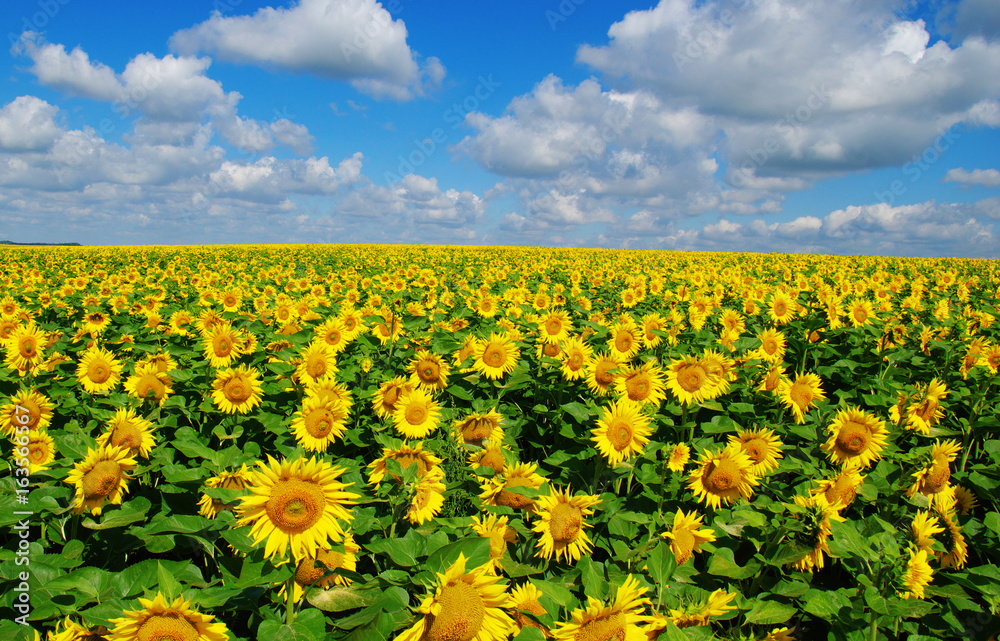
[285,575,296,625]
[868,608,878,641]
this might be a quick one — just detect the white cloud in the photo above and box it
[337,174,485,227]
[944,167,1000,187]
[12,32,123,101]
[205,152,364,203]
[169,0,444,100]
[0,96,62,152]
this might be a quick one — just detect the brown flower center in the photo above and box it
[425,579,485,641]
[265,478,326,534]
[705,459,741,494]
[573,613,625,641]
[835,422,870,455]
[88,360,112,384]
[606,419,634,452]
[304,408,334,438]
[614,331,633,353]
[405,402,428,425]
[82,461,123,500]
[224,377,250,402]
[740,438,767,464]
[482,344,505,368]
[110,421,142,453]
[624,373,651,401]
[672,527,696,564]
[549,501,583,543]
[496,477,535,510]
[135,614,199,641]
[678,364,707,392]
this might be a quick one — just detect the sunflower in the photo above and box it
[305,375,353,408]
[640,312,667,349]
[472,514,517,572]
[396,553,514,641]
[407,349,450,393]
[767,290,796,325]
[911,510,944,552]
[754,328,786,363]
[585,351,623,397]
[108,593,229,641]
[666,443,691,472]
[1,389,53,437]
[392,388,441,439]
[197,465,252,519]
[591,398,653,466]
[3,322,47,374]
[615,361,667,407]
[893,378,948,435]
[367,441,443,486]
[899,548,933,599]
[14,429,56,474]
[202,322,242,368]
[407,468,447,525]
[666,354,727,406]
[65,445,138,516]
[952,485,979,516]
[211,365,264,414]
[777,373,825,424]
[96,408,157,459]
[687,444,758,509]
[787,494,845,572]
[508,582,549,637]
[728,428,783,475]
[663,509,716,565]
[453,410,504,448]
[821,407,888,469]
[314,317,350,353]
[76,346,123,394]
[551,575,650,640]
[48,617,112,641]
[286,532,361,602]
[474,332,520,380]
[124,363,174,406]
[757,363,787,395]
[848,299,875,327]
[295,341,338,386]
[607,320,643,360]
[479,462,547,513]
[760,626,797,641]
[667,589,737,628]
[533,486,601,563]
[469,443,510,477]
[811,463,865,511]
[907,440,961,501]
[82,310,112,337]
[538,310,572,344]
[236,455,360,561]
[937,511,968,570]
[291,397,349,452]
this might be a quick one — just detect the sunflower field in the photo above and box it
[2,245,1000,641]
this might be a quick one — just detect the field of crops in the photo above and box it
[1,245,999,641]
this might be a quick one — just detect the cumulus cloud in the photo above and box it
[337,174,485,228]
[944,167,1000,187]
[169,0,444,100]
[0,96,62,152]
[205,153,363,203]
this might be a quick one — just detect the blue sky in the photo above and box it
[2,0,999,256]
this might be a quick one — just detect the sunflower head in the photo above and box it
[687,444,758,509]
[65,445,138,516]
[109,593,229,641]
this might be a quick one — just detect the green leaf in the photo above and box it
[801,588,852,618]
[425,536,492,575]
[644,541,676,585]
[744,599,797,625]
[561,402,591,423]
[81,496,151,530]
[828,519,874,561]
[157,561,184,601]
[707,547,758,580]
[309,585,381,612]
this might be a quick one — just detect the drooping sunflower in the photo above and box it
[777,373,826,424]
[667,588,737,629]
[108,592,229,641]
[1,388,53,437]
[614,361,667,407]
[453,409,504,448]
[663,509,716,565]
[952,485,979,516]
[407,471,447,525]
[236,455,360,561]
[787,494,845,573]
[96,408,157,459]
[396,553,514,641]
[585,350,622,396]
[899,548,933,600]
[286,532,361,602]
[479,462,547,513]
[472,513,517,572]
[295,341,338,386]
[291,397,349,452]
[367,441,443,486]
[891,378,948,434]
[76,346,123,394]
[907,440,961,501]
[533,486,601,563]
[811,463,865,510]
[687,444,759,509]
[3,322,47,374]
[14,429,56,474]
[408,349,451,392]
[937,510,968,570]
[392,387,441,439]
[508,582,549,637]
[65,445,138,516]
[728,428,783,475]
[202,322,242,368]
[211,365,264,414]
[474,332,520,380]
[124,362,174,406]
[911,510,945,552]
[551,575,650,640]
[591,398,653,466]
[822,407,888,469]
[197,465,252,520]
[469,442,510,477]
[666,443,691,472]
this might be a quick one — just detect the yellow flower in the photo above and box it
[96,408,157,459]
[666,353,729,406]
[607,320,643,360]
[899,548,933,599]
[777,373,825,424]
[409,349,451,392]
[911,510,944,552]
[586,350,623,397]
[728,428,783,475]
[392,387,441,439]
[285,532,361,602]
[615,361,667,407]
[811,463,865,511]
[668,588,737,628]
[472,514,517,572]
[291,396,349,453]
[767,290,796,325]
[124,362,174,406]
[591,398,653,466]
[236,455,360,561]
[367,441,443,486]
[753,328,786,363]
[202,322,242,368]
[533,486,601,563]
[906,440,961,501]
[786,494,845,572]
[822,407,888,468]
[108,593,229,641]
[666,443,691,472]
[551,575,650,640]
[3,322,47,374]
[508,582,549,637]
[453,409,504,448]
[211,365,264,414]
[1,388,53,438]
[13,429,55,474]
[663,509,716,564]
[407,471,446,525]
[474,332,520,380]
[295,341,338,386]
[396,554,513,641]
[197,465,252,520]
[75,346,123,394]
[479,462,547,513]
[65,445,138,516]
[687,444,758,509]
